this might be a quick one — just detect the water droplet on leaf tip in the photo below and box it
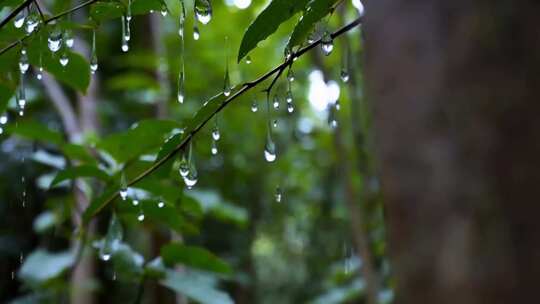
[321,31,334,56]
[251,101,258,112]
[120,188,128,200]
[246,56,252,64]
[194,0,212,25]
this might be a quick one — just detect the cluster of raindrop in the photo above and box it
[286,67,295,114]
[179,142,198,189]
[211,119,220,156]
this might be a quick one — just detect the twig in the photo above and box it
[33,0,46,23]
[85,16,363,220]
[0,0,99,56]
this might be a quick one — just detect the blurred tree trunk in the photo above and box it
[364,1,540,303]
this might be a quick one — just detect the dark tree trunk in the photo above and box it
[364,1,540,303]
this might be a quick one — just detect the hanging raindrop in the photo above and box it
[341,48,350,82]
[157,200,165,208]
[194,0,212,25]
[251,100,258,112]
[178,1,186,103]
[178,0,186,37]
[60,51,69,66]
[212,126,220,141]
[321,31,334,56]
[17,75,26,117]
[275,186,282,203]
[160,3,168,16]
[246,56,252,64]
[287,103,294,113]
[211,140,218,155]
[193,24,200,40]
[25,14,39,34]
[223,37,231,97]
[48,25,62,53]
[273,95,280,110]
[0,113,8,125]
[37,46,43,80]
[287,67,295,82]
[126,0,132,21]
[119,174,128,200]
[132,199,139,206]
[121,16,129,52]
[264,94,277,162]
[340,69,350,83]
[90,30,98,74]
[177,72,185,103]
[286,90,293,103]
[137,211,145,222]
[19,48,29,74]
[183,142,198,189]
[65,29,74,48]
[14,11,25,28]
[179,153,189,177]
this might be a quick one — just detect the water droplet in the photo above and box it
[284,48,292,61]
[14,12,25,28]
[275,187,282,203]
[121,40,129,52]
[100,253,111,261]
[287,103,294,113]
[264,130,276,162]
[340,69,350,82]
[321,31,334,56]
[330,119,338,128]
[177,72,185,103]
[223,69,231,97]
[335,101,341,111]
[178,0,186,36]
[273,95,280,110]
[194,0,212,25]
[36,66,43,80]
[65,31,74,48]
[120,188,128,200]
[251,100,258,112]
[19,48,29,74]
[112,271,117,280]
[287,67,295,82]
[193,25,200,40]
[121,16,129,52]
[25,14,39,34]
[90,30,98,74]
[0,113,8,125]
[132,199,139,206]
[211,140,218,155]
[212,127,220,141]
[273,119,278,128]
[126,0,132,21]
[157,201,165,208]
[48,26,62,53]
[184,168,198,189]
[286,90,293,103]
[246,56,252,64]
[160,3,168,16]
[179,154,189,177]
[60,52,69,66]
[137,212,145,222]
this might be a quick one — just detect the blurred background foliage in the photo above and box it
[0,0,391,303]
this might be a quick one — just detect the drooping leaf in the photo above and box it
[160,269,234,304]
[19,250,75,284]
[161,243,232,274]
[51,165,110,187]
[237,0,309,62]
[287,0,341,49]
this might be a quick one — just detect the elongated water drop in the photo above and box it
[223,37,231,96]
[287,67,295,82]
[19,48,29,74]
[90,30,98,74]
[25,14,39,34]
[179,154,189,177]
[126,0,132,21]
[211,140,218,155]
[119,174,128,200]
[212,126,220,141]
[273,119,278,128]
[65,29,74,48]
[275,187,282,203]
[48,26,62,53]
[14,11,25,28]
[60,51,69,66]
[160,3,168,16]
[321,31,334,56]
[37,47,43,80]
[264,129,276,162]
[183,142,198,189]
[177,72,185,103]
[194,0,212,25]
[251,100,258,112]
[121,16,129,52]
[193,24,200,40]
[17,75,26,117]
[178,0,186,37]
[273,95,280,110]
[340,69,350,82]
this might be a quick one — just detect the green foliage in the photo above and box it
[161,243,232,274]
[160,269,234,304]
[19,250,75,285]
[6,120,64,145]
[237,0,309,61]
[287,0,341,49]
[50,165,110,187]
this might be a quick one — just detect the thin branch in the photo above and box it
[33,0,46,23]
[0,0,99,56]
[0,0,34,29]
[85,16,363,220]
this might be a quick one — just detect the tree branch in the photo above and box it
[0,0,99,56]
[85,16,363,220]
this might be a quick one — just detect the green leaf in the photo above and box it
[90,0,162,23]
[19,250,75,284]
[0,78,16,112]
[186,190,247,227]
[161,243,232,274]
[51,165,110,187]
[6,120,64,145]
[287,0,341,49]
[160,269,234,304]
[25,32,91,92]
[98,119,182,164]
[237,0,309,62]
[111,243,145,281]
[33,211,59,234]
[61,143,98,165]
